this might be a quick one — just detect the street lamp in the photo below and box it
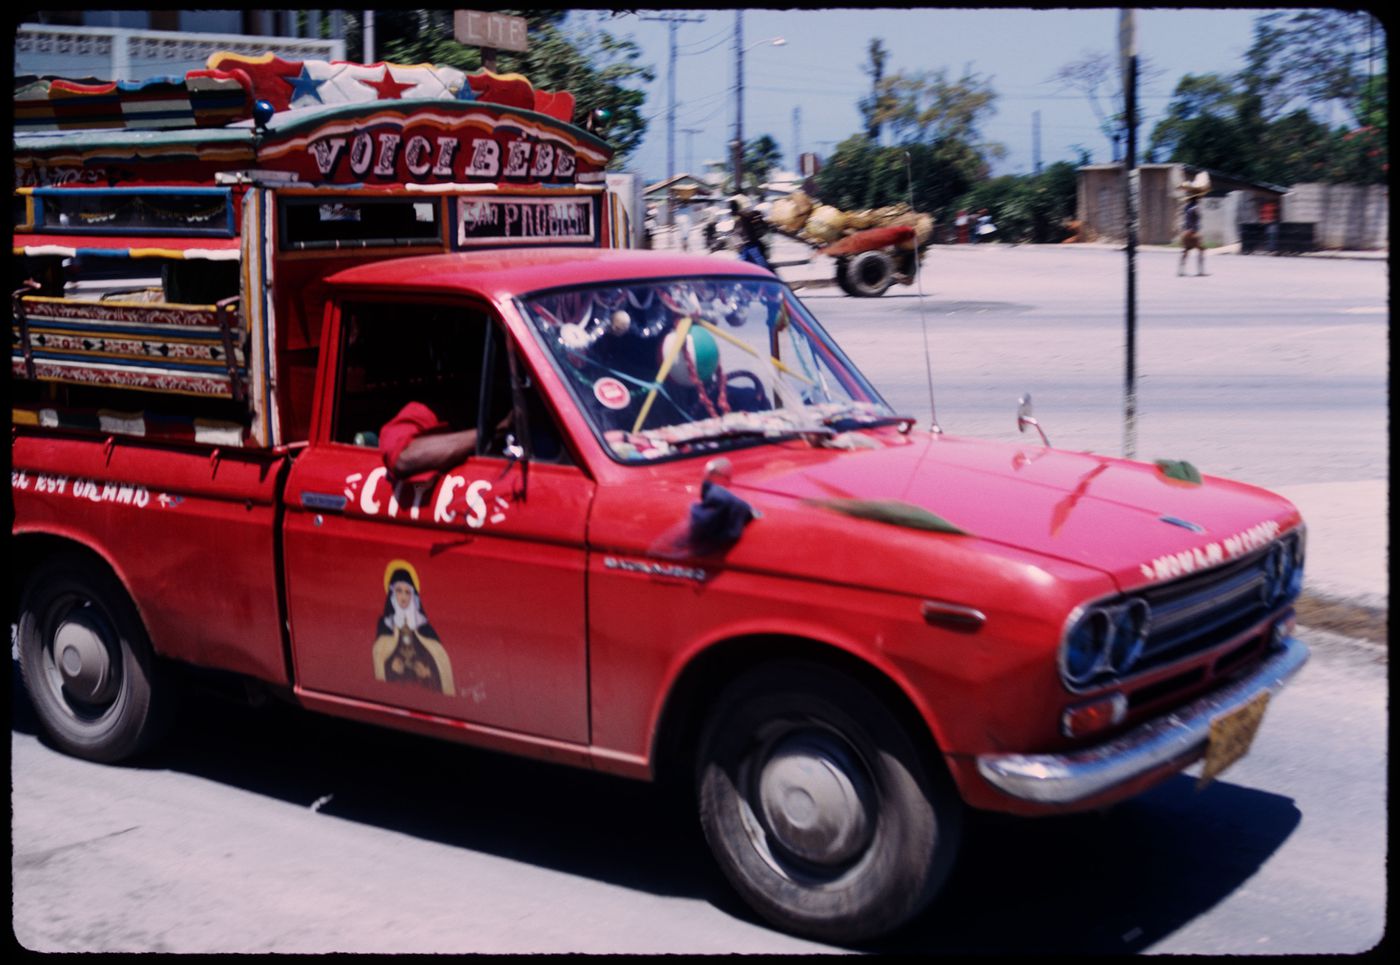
[732,11,786,195]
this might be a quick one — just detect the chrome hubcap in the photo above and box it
[756,733,874,867]
[52,612,117,705]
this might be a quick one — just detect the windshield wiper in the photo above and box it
[821,412,917,432]
[667,423,833,449]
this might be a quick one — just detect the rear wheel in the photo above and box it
[835,258,858,296]
[696,661,961,943]
[17,554,173,763]
[842,250,895,297]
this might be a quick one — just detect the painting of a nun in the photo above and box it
[372,560,454,696]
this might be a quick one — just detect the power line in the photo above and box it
[639,12,707,182]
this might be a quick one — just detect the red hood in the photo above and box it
[725,431,1302,593]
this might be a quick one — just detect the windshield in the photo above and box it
[520,276,895,462]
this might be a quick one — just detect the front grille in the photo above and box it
[1133,530,1303,673]
[1060,529,1304,692]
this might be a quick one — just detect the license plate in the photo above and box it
[1197,691,1271,789]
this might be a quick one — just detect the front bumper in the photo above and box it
[976,634,1309,805]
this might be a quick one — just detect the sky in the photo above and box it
[565,7,1292,183]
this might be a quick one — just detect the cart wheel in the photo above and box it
[17,554,173,763]
[844,250,895,297]
[696,660,961,942]
[834,258,858,297]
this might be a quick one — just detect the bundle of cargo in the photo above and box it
[768,192,933,250]
[767,191,814,234]
[762,192,933,297]
[1178,170,1212,200]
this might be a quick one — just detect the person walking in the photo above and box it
[729,196,772,270]
[1178,196,1206,276]
[675,203,693,252]
[973,208,995,244]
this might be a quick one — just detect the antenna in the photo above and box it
[905,151,941,434]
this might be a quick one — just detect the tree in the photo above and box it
[1048,50,1165,162]
[742,135,783,190]
[368,10,655,168]
[954,161,1079,244]
[857,39,896,142]
[813,135,878,211]
[811,136,980,223]
[1147,73,1245,166]
[874,66,1002,155]
[1249,10,1384,127]
[1239,10,1387,180]
[1146,11,1386,185]
[814,52,999,218]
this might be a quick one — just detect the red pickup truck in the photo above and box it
[13,245,1311,938]
[12,57,1308,944]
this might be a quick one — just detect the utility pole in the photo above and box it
[681,127,702,176]
[639,11,705,184]
[792,106,801,171]
[1033,110,1042,175]
[1120,9,1140,459]
[733,10,745,193]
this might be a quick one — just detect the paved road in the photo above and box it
[799,244,1387,491]
[9,626,1385,954]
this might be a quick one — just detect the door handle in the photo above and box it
[300,491,348,512]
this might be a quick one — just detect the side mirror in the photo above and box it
[1017,393,1051,447]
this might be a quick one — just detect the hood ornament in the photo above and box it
[1159,515,1206,533]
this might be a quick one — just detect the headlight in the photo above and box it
[1108,599,1151,672]
[1264,532,1307,606]
[1061,598,1152,688]
[1062,608,1112,685]
[1286,530,1306,599]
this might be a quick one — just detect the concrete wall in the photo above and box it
[1077,166,1124,243]
[1198,194,1236,247]
[1137,165,1180,244]
[1079,163,1189,245]
[1079,166,1388,252]
[1283,184,1389,250]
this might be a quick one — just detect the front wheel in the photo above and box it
[696,661,961,943]
[17,554,173,763]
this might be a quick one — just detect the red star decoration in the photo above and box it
[359,66,417,100]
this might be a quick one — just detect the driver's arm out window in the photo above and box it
[334,301,572,465]
[334,302,488,448]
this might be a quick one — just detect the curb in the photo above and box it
[1295,592,1388,646]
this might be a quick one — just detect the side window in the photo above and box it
[479,331,574,466]
[334,302,489,447]
[332,300,572,465]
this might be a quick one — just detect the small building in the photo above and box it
[16,17,344,82]
[643,173,724,227]
[644,174,724,207]
[1077,163,1286,247]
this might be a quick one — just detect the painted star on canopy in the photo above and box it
[359,65,417,100]
[282,65,327,105]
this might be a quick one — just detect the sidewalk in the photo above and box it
[1072,240,1387,262]
[1275,480,1389,644]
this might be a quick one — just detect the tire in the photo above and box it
[844,250,895,297]
[696,661,961,943]
[834,259,859,297]
[17,554,173,763]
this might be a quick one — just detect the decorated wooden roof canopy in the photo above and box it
[15,52,611,188]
